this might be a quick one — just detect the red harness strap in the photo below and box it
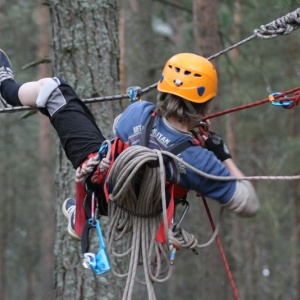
[155,183,189,243]
[102,136,191,244]
[74,132,197,238]
[74,137,130,237]
[103,137,129,202]
[74,152,98,236]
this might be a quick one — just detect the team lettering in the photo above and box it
[132,125,171,146]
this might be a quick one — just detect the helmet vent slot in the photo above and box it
[175,67,180,73]
[174,79,183,86]
[184,71,191,75]
[194,73,201,77]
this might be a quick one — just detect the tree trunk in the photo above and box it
[226,1,241,299]
[121,0,155,96]
[191,1,229,299]
[37,0,55,299]
[193,0,221,131]
[193,0,221,58]
[48,1,123,299]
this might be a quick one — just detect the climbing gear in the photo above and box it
[106,144,225,300]
[62,198,81,240]
[106,146,183,297]
[172,199,190,232]
[101,110,225,299]
[126,86,142,102]
[269,92,293,107]
[81,219,111,274]
[203,86,300,121]
[81,192,111,274]
[73,141,112,238]
[157,53,218,103]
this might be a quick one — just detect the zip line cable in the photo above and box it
[0,7,299,114]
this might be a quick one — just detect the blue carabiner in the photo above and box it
[126,86,141,102]
[81,218,111,275]
[98,144,108,160]
[89,219,111,274]
[269,92,293,107]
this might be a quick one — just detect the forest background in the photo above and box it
[0,0,299,299]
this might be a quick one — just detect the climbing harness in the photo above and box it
[73,109,223,299]
[105,144,225,300]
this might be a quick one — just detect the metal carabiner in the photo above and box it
[91,192,98,225]
[269,92,293,107]
[126,86,142,102]
[173,200,190,232]
[81,218,111,275]
[198,121,209,132]
[98,143,108,160]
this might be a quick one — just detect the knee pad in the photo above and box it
[36,77,65,117]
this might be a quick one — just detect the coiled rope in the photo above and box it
[0,8,299,114]
[103,136,300,300]
[105,145,223,300]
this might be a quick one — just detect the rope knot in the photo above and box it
[283,91,300,109]
[254,8,300,39]
[169,225,198,252]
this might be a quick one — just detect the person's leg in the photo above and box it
[0,49,106,168]
[18,79,52,106]
[0,49,108,240]
[0,49,50,107]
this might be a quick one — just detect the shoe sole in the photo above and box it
[62,198,81,240]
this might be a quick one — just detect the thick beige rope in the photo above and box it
[105,145,222,300]
[106,146,171,300]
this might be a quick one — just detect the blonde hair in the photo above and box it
[156,92,210,123]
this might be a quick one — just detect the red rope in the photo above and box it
[203,86,300,121]
[197,86,300,299]
[202,196,240,300]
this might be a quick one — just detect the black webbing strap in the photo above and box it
[139,113,156,147]
[166,139,193,156]
[139,112,194,164]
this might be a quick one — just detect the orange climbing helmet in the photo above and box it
[157,53,218,103]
